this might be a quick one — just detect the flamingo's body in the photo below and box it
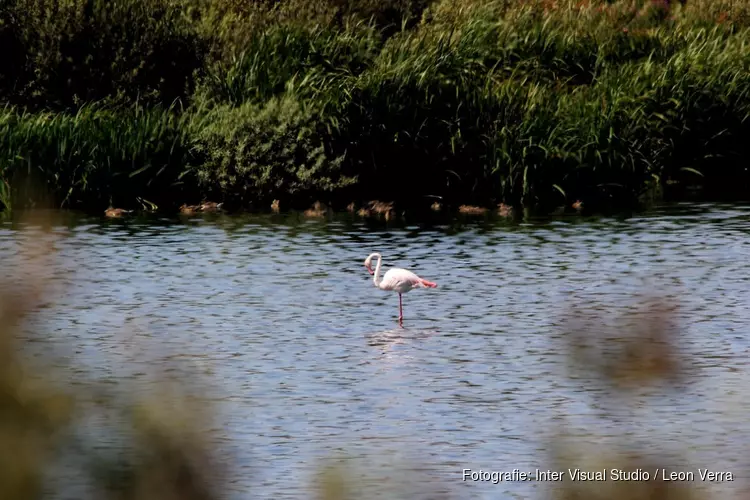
[364,252,437,326]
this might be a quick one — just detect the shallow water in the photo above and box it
[4,202,750,499]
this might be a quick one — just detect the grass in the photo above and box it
[1,0,750,213]
[0,104,199,210]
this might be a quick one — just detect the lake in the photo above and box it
[3,202,750,499]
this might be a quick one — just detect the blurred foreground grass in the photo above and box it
[0,212,745,500]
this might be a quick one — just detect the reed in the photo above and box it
[1,0,750,212]
[0,104,199,211]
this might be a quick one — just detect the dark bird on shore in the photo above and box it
[497,203,513,217]
[179,204,201,215]
[458,205,488,215]
[303,201,328,218]
[360,201,395,220]
[104,208,132,218]
[200,201,223,212]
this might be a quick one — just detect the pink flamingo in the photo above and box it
[364,252,437,326]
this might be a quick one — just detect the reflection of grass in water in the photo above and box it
[90,400,224,500]
[0,211,741,500]
[0,212,225,500]
[563,294,687,392]
[550,293,715,500]
[0,224,74,500]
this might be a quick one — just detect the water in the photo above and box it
[3,202,750,499]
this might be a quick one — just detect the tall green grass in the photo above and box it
[0,104,199,210]
[1,0,750,212]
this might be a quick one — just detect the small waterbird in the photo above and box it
[358,200,395,220]
[200,201,223,212]
[104,208,132,218]
[458,205,488,215]
[180,202,223,215]
[180,204,201,215]
[497,203,513,217]
[303,201,327,218]
[364,252,437,326]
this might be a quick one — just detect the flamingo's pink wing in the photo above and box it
[381,268,435,291]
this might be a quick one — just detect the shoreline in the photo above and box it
[4,189,743,223]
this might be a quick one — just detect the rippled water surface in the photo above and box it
[4,203,750,499]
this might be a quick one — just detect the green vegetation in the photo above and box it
[1,0,749,214]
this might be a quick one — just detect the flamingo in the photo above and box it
[364,252,437,326]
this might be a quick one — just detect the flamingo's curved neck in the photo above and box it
[372,253,383,287]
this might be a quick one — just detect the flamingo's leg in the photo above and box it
[398,293,403,326]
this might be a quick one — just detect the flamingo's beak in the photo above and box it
[365,263,374,275]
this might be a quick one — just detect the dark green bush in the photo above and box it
[2,0,750,212]
[0,0,205,111]
[191,97,354,209]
